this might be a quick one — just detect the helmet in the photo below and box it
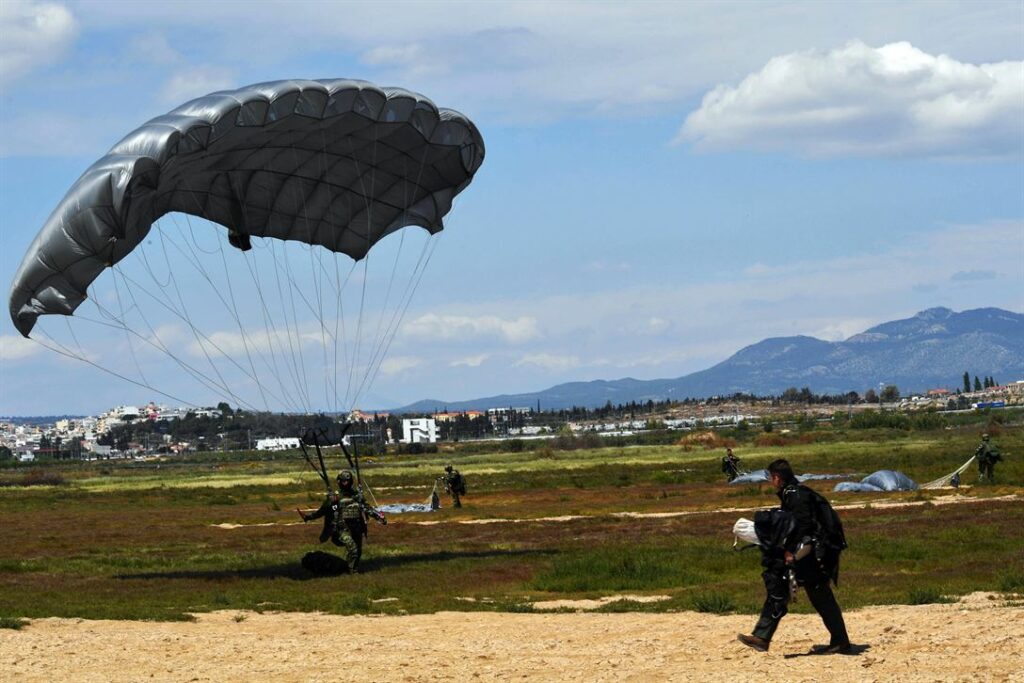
[444,464,453,472]
[337,470,354,485]
[982,433,990,441]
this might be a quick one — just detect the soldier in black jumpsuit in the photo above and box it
[739,459,850,653]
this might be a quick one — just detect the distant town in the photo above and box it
[3,378,1021,464]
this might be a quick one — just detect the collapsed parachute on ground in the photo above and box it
[833,470,918,492]
[10,78,485,337]
[729,469,852,485]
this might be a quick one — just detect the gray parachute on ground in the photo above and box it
[729,469,851,485]
[833,469,918,492]
[9,79,485,337]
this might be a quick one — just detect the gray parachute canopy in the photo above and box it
[9,78,485,337]
[833,470,918,492]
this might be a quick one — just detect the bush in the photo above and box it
[691,592,735,613]
[999,571,1024,593]
[906,587,952,605]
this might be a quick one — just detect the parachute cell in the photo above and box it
[10,79,485,337]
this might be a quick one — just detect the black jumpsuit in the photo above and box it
[752,482,849,647]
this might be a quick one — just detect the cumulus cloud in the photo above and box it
[678,41,1024,158]
[0,334,41,361]
[158,65,236,105]
[0,0,77,85]
[449,353,489,368]
[380,356,421,375]
[402,313,540,344]
[513,353,580,371]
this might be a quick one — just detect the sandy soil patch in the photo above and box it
[531,594,672,610]
[211,493,1021,530]
[3,594,1022,682]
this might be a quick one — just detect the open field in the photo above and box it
[1,423,1022,679]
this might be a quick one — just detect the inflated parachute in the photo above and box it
[10,79,484,337]
[8,79,484,413]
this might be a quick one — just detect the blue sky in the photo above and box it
[1,1,1022,415]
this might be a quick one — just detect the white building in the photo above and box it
[401,418,437,444]
[256,437,301,451]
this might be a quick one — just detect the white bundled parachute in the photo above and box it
[732,517,759,547]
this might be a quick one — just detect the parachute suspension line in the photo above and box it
[149,217,289,410]
[30,329,197,408]
[80,293,258,411]
[209,217,271,412]
[223,171,306,413]
[341,125,382,412]
[269,237,313,413]
[110,266,150,388]
[94,232,280,411]
[236,247,304,413]
[355,235,438,404]
[167,193,287,410]
[175,213,276,410]
[333,256,358,416]
[289,143,334,415]
[149,220,258,410]
[356,140,432,407]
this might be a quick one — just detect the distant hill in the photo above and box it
[395,307,1024,412]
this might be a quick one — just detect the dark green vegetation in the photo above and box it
[0,421,1020,622]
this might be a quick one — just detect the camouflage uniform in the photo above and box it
[976,435,1002,483]
[443,465,466,508]
[302,474,367,572]
[722,450,742,482]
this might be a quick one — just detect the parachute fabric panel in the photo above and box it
[920,456,976,489]
[833,469,918,492]
[10,79,485,337]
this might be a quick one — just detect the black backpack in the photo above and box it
[804,486,847,584]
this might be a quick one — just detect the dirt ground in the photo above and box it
[3,593,1021,682]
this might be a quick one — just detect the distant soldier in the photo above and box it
[298,470,379,573]
[441,464,466,508]
[722,448,742,482]
[975,434,1003,483]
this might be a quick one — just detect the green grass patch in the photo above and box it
[1000,572,1024,593]
[690,591,736,613]
[0,616,27,629]
[906,587,954,605]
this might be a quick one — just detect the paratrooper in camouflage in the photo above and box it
[975,434,1003,483]
[299,470,367,572]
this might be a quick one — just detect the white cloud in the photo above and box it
[24,2,1023,125]
[513,353,580,372]
[379,355,421,375]
[0,334,41,361]
[158,65,236,105]
[402,313,540,344]
[644,317,671,335]
[0,0,77,85]
[679,41,1024,158]
[128,31,184,66]
[449,353,489,368]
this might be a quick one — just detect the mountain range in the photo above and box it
[395,307,1024,412]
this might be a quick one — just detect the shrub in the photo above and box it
[691,592,735,613]
[906,587,952,605]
